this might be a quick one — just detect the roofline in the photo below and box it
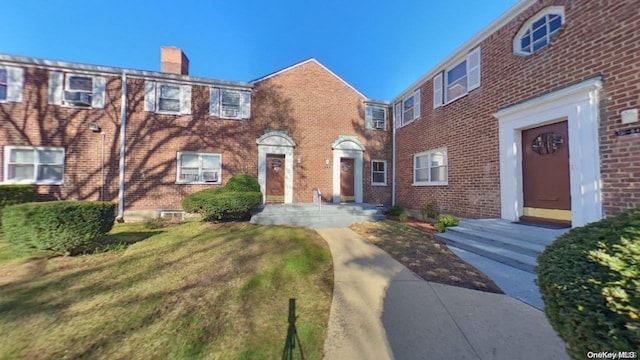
[392,0,536,103]
[251,58,367,99]
[0,53,252,89]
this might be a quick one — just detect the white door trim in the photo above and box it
[494,77,603,227]
[331,136,365,203]
[256,132,296,204]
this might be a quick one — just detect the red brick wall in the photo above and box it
[252,60,392,204]
[395,0,640,218]
[0,67,122,203]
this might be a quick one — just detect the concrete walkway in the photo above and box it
[316,228,568,360]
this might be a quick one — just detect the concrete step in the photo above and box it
[435,231,538,273]
[459,219,567,247]
[250,213,385,228]
[445,226,545,257]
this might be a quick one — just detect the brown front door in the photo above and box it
[266,154,285,203]
[521,121,571,226]
[340,158,355,203]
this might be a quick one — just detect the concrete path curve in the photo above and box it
[315,228,568,360]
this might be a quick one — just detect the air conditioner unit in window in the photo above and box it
[64,91,92,106]
[373,120,385,129]
[222,108,239,118]
[202,171,218,182]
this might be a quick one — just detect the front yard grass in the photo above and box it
[0,221,333,359]
[351,220,502,293]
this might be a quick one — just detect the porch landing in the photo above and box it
[250,203,385,229]
[436,218,569,309]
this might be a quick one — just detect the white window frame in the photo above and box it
[3,146,65,185]
[514,6,565,56]
[413,148,448,186]
[0,68,7,102]
[365,105,387,130]
[156,82,182,114]
[445,59,468,103]
[371,160,387,186]
[441,47,481,105]
[63,73,94,107]
[176,152,222,185]
[210,87,251,120]
[220,89,241,118]
[396,89,421,128]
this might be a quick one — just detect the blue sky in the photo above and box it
[2,0,518,100]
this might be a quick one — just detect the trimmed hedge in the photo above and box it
[0,185,35,226]
[537,208,640,358]
[2,201,116,255]
[182,174,262,221]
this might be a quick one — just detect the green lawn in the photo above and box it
[0,221,333,359]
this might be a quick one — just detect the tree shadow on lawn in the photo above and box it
[73,230,164,255]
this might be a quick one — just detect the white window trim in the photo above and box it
[371,160,387,186]
[156,82,183,115]
[513,6,565,56]
[0,67,8,102]
[442,47,481,105]
[63,73,93,108]
[3,146,65,185]
[365,105,387,130]
[397,90,421,128]
[412,148,448,186]
[175,152,222,185]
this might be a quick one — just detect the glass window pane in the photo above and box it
[415,168,429,182]
[431,152,446,167]
[180,154,199,168]
[38,165,63,181]
[549,16,562,33]
[372,107,385,122]
[415,155,429,169]
[373,172,385,183]
[0,69,7,84]
[202,155,220,169]
[39,149,63,164]
[447,77,467,100]
[159,98,180,112]
[533,25,547,42]
[69,76,93,92]
[160,84,180,99]
[533,38,548,52]
[8,164,34,180]
[0,85,6,100]
[179,168,199,182]
[10,149,35,163]
[430,166,447,182]
[222,90,240,107]
[532,16,546,31]
[447,60,467,84]
[521,34,531,49]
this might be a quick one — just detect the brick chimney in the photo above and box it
[161,46,189,75]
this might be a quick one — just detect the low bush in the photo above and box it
[182,174,262,222]
[537,209,640,358]
[0,185,35,227]
[420,201,438,220]
[386,205,405,217]
[2,201,116,255]
[398,212,408,223]
[434,214,459,233]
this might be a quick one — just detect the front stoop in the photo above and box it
[250,203,385,228]
[435,219,569,274]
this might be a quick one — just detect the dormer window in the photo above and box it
[514,7,565,56]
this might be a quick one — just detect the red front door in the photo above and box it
[266,154,285,203]
[521,121,571,226]
[340,158,355,203]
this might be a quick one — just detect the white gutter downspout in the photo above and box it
[117,71,127,221]
[391,106,396,206]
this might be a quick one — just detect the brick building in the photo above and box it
[1,0,639,227]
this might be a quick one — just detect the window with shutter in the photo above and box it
[221,90,241,118]
[64,74,93,107]
[433,73,443,108]
[443,46,481,104]
[365,105,387,130]
[397,90,421,127]
[0,69,7,101]
[158,84,181,112]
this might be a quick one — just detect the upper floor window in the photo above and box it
[365,104,386,130]
[176,152,221,184]
[144,81,192,115]
[49,72,106,108]
[394,89,421,128]
[434,47,481,107]
[514,7,565,56]
[413,148,448,186]
[210,87,251,119]
[3,146,64,184]
[0,66,24,103]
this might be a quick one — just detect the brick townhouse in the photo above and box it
[0,48,391,220]
[1,0,639,227]
[392,0,639,227]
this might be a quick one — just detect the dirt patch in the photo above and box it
[350,220,503,294]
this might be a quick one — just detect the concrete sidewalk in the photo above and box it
[316,228,568,360]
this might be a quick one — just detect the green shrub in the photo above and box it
[420,201,438,220]
[182,174,262,222]
[2,201,116,255]
[435,214,459,233]
[224,174,261,193]
[387,205,405,217]
[0,185,35,226]
[398,212,408,223]
[537,209,640,358]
